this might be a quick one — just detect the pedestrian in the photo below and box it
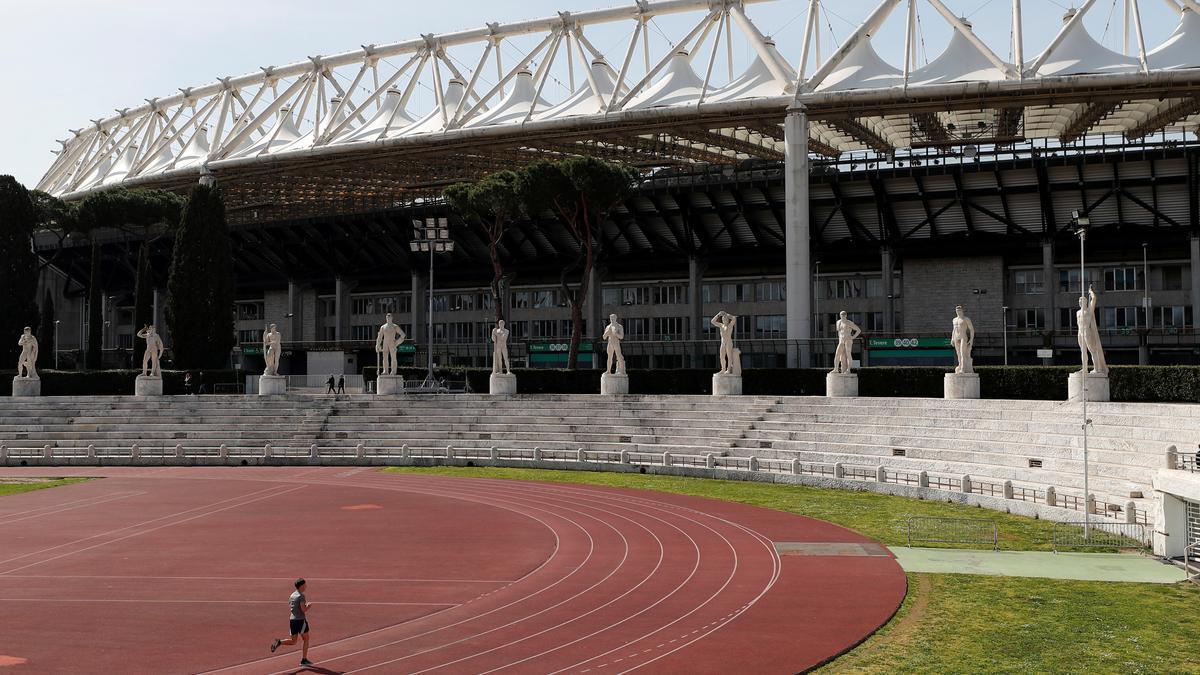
[326,374,335,394]
[336,375,346,395]
[183,372,193,395]
[270,578,313,667]
[197,371,207,395]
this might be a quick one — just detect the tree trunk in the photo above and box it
[133,242,153,335]
[489,221,505,324]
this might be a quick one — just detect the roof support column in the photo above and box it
[411,271,427,347]
[1042,239,1056,336]
[587,264,605,369]
[334,276,354,343]
[287,280,304,343]
[785,106,813,368]
[688,255,707,369]
[881,247,895,334]
[1191,236,1200,330]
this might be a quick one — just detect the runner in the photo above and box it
[269,578,313,667]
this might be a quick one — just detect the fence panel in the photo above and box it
[906,516,998,549]
[1051,521,1150,551]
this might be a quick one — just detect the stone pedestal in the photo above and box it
[135,375,163,397]
[258,375,287,396]
[490,373,517,395]
[826,372,859,398]
[376,374,404,395]
[943,373,980,399]
[600,373,629,395]
[11,377,40,397]
[712,373,742,396]
[1068,371,1110,402]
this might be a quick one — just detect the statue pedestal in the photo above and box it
[943,373,980,399]
[1068,372,1110,402]
[376,374,404,395]
[712,373,742,396]
[135,375,163,397]
[258,375,286,396]
[490,373,517,395]
[600,373,629,395]
[826,372,859,398]
[11,377,40,397]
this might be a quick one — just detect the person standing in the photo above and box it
[325,375,336,394]
[336,375,346,395]
[270,578,313,667]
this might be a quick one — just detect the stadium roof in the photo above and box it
[36,0,1200,223]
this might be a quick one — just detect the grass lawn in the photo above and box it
[385,467,1200,673]
[0,478,87,497]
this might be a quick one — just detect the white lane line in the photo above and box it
[0,575,513,583]
[0,599,459,606]
[0,490,146,526]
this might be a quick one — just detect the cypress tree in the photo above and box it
[166,184,234,368]
[0,176,39,364]
[39,290,55,365]
[133,242,153,334]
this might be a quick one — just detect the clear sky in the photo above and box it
[0,0,1186,189]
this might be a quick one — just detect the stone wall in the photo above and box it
[903,256,1005,333]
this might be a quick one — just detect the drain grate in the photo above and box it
[773,542,890,557]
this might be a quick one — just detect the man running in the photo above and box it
[270,578,313,667]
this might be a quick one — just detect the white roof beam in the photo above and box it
[318,51,424,143]
[925,0,1016,78]
[1130,0,1150,73]
[729,4,796,90]
[800,0,903,93]
[214,74,309,159]
[459,31,557,126]
[615,7,720,109]
[796,0,821,81]
[1024,0,1098,77]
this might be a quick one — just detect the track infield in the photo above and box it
[0,467,905,673]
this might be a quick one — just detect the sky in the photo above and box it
[0,0,1188,189]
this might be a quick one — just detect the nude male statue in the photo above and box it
[602,313,626,375]
[375,313,407,376]
[1076,284,1108,375]
[711,311,738,374]
[491,319,511,375]
[16,327,38,379]
[951,306,975,374]
[136,324,165,377]
[831,311,862,375]
[263,324,282,376]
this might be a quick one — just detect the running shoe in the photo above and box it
[270,639,281,653]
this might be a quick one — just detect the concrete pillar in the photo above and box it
[411,272,427,345]
[688,256,706,368]
[881,247,894,333]
[333,277,352,342]
[587,265,605,340]
[1042,239,1055,332]
[152,287,165,340]
[287,280,303,342]
[1191,236,1200,328]
[784,106,813,367]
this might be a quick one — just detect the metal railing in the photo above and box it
[1185,542,1199,584]
[1051,521,1150,552]
[906,516,998,550]
[1177,455,1198,473]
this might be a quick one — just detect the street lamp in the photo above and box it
[410,219,455,386]
[1072,210,1093,539]
[1001,306,1009,366]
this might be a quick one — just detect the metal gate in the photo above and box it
[1187,499,1200,547]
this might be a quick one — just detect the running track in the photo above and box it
[0,467,906,673]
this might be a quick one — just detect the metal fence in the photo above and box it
[1051,521,1150,552]
[906,516,999,550]
[1186,542,1200,584]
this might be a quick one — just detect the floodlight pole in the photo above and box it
[1076,223,1091,539]
[427,238,436,385]
[1001,306,1008,366]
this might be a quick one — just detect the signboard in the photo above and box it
[242,347,262,355]
[1036,348,1054,359]
[866,337,951,349]
[396,343,416,353]
[528,342,602,353]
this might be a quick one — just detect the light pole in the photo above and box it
[813,260,821,367]
[1142,242,1150,330]
[410,220,454,386]
[1001,306,1008,366]
[53,320,60,370]
[1073,210,1093,539]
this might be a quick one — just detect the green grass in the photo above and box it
[382,466,1102,551]
[820,573,1200,674]
[384,467,1198,672]
[0,478,87,497]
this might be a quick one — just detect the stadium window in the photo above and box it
[320,299,336,318]
[755,281,786,302]
[321,326,335,341]
[1014,309,1044,330]
[531,320,557,338]
[511,291,530,309]
[1059,269,1101,294]
[450,293,474,311]
[432,324,446,341]
[827,279,862,299]
[351,325,374,341]
[1014,270,1044,295]
[398,294,412,313]
[865,312,884,332]
[532,290,557,309]
[559,319,579,337]
[478,293,493,310]
[447,322,474,342]
[1059,307,1078,329]
[654,285,685,305]
[753,315,786,338]
[622,286,651,305]
[508,321,528,338]
[702,283,718,304]
[1103,267,1143,292]
[625,317,650,339]
[237,302,264,320]
[1102,306,1139,329]
[653,316,687,339]
[352,298,372,315]
[1154,306,1192,328]
[864,278,883,298]
[238,329,264,344]
[602,288,620,307]
[1160,265,1184,291]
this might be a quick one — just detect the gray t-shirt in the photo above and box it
[289,590,306,620]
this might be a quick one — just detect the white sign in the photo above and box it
[1036,349,1054,359]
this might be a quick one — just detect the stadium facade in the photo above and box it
[30,0,1200,373]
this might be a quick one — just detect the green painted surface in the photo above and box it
[890,547,1185,583]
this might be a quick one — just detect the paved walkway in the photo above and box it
[889,547,1186,583]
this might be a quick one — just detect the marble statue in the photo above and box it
[16,327,38,379]
[951,306,975,374]
[831,311,861,374]
[491,319,511,375]
[136,325,165,377]
[375,313,407,376]
[263,323,282,376]
[711,311,738,374]
[602,313,626,375]
[1076,284,1108,375]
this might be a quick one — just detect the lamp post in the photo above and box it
[410,220,454,386]
[1073,210,1093,539]
[1001,306,1009,366]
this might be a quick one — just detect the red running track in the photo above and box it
[0,467,906,673]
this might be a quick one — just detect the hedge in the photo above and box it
[3,366,1199,403]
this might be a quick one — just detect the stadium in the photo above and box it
[2,0,1200,672]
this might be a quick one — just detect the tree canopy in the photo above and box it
[166,184,235,369]
[0,176,40,363]
[445,170,522,322]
